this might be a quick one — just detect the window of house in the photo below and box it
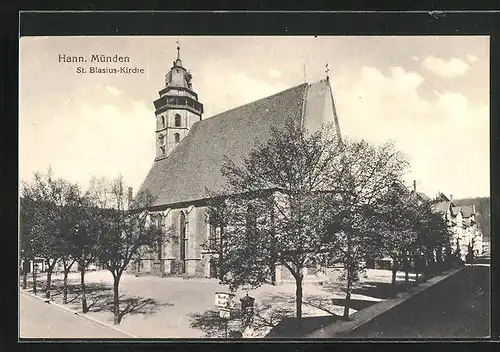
[174,133,180,143]
[175,114,182,127]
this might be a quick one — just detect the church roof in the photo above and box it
[138,79,338,208]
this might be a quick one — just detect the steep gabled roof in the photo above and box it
[138,80,338,208]
[432,200,451,215]
[451,207,462,217]
[456,205,474,218]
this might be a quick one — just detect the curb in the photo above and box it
[305,266,464,338]
[20,290,138,338]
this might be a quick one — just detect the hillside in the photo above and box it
[453,197,491,240]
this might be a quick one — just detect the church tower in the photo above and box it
[153,43,204,160]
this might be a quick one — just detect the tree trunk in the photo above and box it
[295,273,303,321]
[403,252,409,287]
[22,262,28,289]
[32,267,37,294]
[270,263,276,285]
[391,267,397,297]
[45,270,53,299]
[343,268,352,320]
[63,271,69,304]
[343,286,351,320]
[80,265,88,313]
[113,274,121,325]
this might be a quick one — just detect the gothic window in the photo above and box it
[179,212,187,273]
[175,114,182,127]
[174,133,180,143]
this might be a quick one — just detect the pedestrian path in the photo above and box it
[20,293,132,339]
[305,267,464,338]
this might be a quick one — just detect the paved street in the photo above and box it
[345,264,490,338]
[20,293,131,339]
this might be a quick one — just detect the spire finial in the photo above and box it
[325,63,330,80]
[176,39,181,60]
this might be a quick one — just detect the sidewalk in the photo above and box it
[20,291,134,339]
[305,266,464,338]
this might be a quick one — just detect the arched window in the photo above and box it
[179,212,187,273]
[175,114,182,127]
[174,133,180,143]
[161,116,165,128]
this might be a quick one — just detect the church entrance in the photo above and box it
[179,212,186,274]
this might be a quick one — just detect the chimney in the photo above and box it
[413,180,416,192]
[127,187,133,206]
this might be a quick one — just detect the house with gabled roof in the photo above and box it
[431,192,483,259]
[133,46,342,279]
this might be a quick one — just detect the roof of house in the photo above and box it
[451,207,462,217]
[456,205,474,218]
[138,79,339,207]
[432,200,451,215]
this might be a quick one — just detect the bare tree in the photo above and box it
[91,176,162,324]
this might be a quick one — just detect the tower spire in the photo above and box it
[176,39,181,61]
[325,63,330,80]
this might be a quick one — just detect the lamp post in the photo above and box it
[33,263,39,295]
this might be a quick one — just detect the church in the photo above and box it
[133,45,342,281]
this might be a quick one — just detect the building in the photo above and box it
[134,45,342,278]
[431,193,483,260]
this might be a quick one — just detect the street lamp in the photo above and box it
[33,263,39,295]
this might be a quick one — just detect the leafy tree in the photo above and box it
[328,138,410,319]
[208,119,343,321]
[19,196,39,289]
[20,168,78,298]
[377,183,423,295]
[91,176,163,324]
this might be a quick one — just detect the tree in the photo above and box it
[91,176,162,325]
[378,183,420,295]
[20,196,39,289]
[327,138,410,319]
[20,168,78,299]
[208,119,344,321]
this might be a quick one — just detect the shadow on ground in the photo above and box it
[351,281,416,300]
[190,308,243,338]
[189,292,344,338]
[27,278,172,323]
[265,315,342,338]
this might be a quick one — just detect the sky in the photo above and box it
[19,36,490,199]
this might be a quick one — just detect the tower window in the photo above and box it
[158,134,165,145]
[174,133,180,143]
[161,116,165,128]
[175,114,182,127]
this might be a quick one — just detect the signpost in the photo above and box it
[215,292,235,338]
